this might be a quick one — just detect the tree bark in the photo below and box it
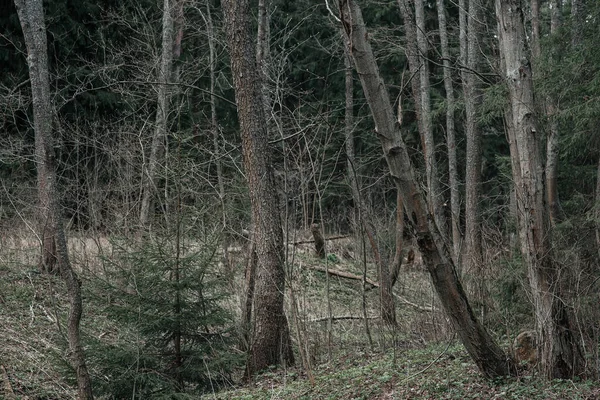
[338,0,515,378]
[531,0,563,227]
[545,0,563,226]
[462,0,485,303]
[222,0,294,376]
[596,158,600,256]
[343,32,396,326]
[310,223,326,258]
[139,0,176,229]
[399,0,448,241]
[571,0,585,46]
[495,0,584,379]
[436,0,461,266]
[14,0,94,397]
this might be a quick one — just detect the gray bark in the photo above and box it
[545,0,563,226]
[495,0,584,379]
[462,0,484,302]
[415,0,448,241]
[339,0,515,378]
[140,0,176,228]
[14,0,94,397]
[596,158,600,255]
[436,0,461,266]
[571,0,585,46]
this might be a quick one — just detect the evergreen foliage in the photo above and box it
[87,234,239,398]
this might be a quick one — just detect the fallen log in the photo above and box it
[307,264,378,287]
[309,315,378,323]
[292,234,351,245]
[305,264,436,312]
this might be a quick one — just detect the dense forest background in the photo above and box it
[0,0,599,398]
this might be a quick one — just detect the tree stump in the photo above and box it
[310,224,326,259]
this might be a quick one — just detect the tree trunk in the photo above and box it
[139,0,176,229]
[495,0,584,379]
[338,0,515,378]
[343,32,396,326]
[462,0,485,304]
[310,223,326,259]
[596,158,600,255]
[531,0,563,227]
[222,0,294,376]
[436,0,461,266]
[399,0,448,241]
[205,2,225,224]
[545,0,563,226]
[571,0,585,46]
[14,0,94,397]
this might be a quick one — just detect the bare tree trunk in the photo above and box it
[205,2,224,220]
[531,0,563,227]
[495,0,584,379]
[596,158,600,255]
[437,0,461,266]
[342,33,396,326]
[571,0,585,46]
[339,0,515,378]
[241,238,257,352]
[545,0,563,226]
[462,0,485,304]
[531,0,541,59]
[222,0,294,376]
[391,191,405,287]
[139,0,176,228]
[14,0,94,397]
[400,0,447,240]
[310,223,326,258]
[343,31,360,224]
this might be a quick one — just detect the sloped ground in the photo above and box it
[0,263,78,399]
[1,231,599,399]
[203,343,600,400]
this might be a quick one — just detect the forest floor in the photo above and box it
[204,343,600,400]
[1,232,599,399]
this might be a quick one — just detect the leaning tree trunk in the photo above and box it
[436,0,461,266]
[338,0,515,378]
[462,0,485,304]
[14,0,94,398]
[343,33,396,326]
[495,0,584,379]
[222,0,294,376]
[139,0,176,229]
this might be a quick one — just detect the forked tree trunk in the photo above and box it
[222,0,294,376]
[436,0,461,266]
[14,0,94,397]
[462,0,485,303]
[495,0,584,379]
[139,0,177,228]
[338,0,515,378]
